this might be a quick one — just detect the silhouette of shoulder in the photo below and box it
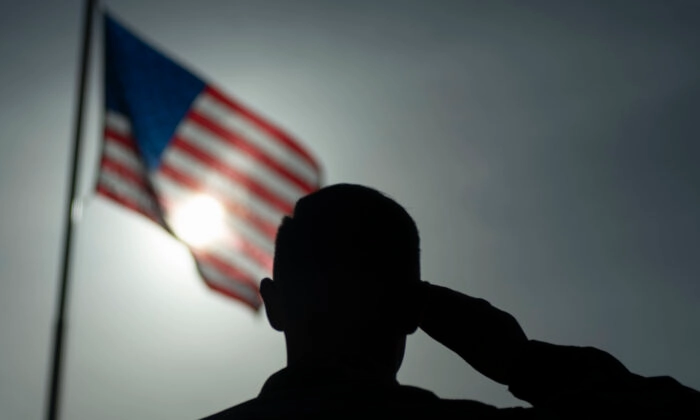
[202,364,511,420]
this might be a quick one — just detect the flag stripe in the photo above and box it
[155,191,275,273]
[98,170,158,215]
[195,90,319,183]
[100,156,149,191]
[216,235,273,274]
[201,276,260,310]
[187,110,316,194]
[169,135,294,215]
[198,263,261,309]
[104,127,138,152]
[157,163,278,240]
[204,86,320,173]
[194,251,261,291]
[177,121,305,202]
[99,163,274,277]
[105,110,132,135]
[157,148,285,224]
[99,113,158,222]
[157,197,273,272]
[200,242,270,286]
[96,184,158,222]
[102,140,145,177]
[154,175,275,254]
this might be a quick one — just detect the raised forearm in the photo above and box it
[417,282,528,385]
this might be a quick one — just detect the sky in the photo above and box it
[1,0,699,418]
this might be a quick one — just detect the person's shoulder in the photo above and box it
[201,386,532,420]
[433,398,532,419]
[395,386,532,419]
[200,397,264,420]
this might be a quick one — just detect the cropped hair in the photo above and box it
[273,184,420,293]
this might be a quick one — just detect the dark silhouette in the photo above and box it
[204,184,700,419]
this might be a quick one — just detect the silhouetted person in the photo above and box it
[204,184,700,419]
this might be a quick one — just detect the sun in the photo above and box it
[169,194,226,249]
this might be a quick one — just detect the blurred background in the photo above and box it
[1,0,699,418]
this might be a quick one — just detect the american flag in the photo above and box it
[97,14,322,309]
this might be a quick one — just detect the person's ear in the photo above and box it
[260,277,285,332]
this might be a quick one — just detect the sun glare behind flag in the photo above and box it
[97,14,322,309]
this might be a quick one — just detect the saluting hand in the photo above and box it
[417,282,528,385]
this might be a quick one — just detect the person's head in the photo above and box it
[261,184,421,377]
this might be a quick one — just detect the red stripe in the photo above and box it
[219,235,274,274]
[101,156,276,271]
[157,191,274,272]
[99,185,262,310]
[158,161,281,239]
[205,85,321,174]
[168,136,294,215]
[96,184,159,223]
[100,156,149,190]
[104,128,138,152]
[193,251,261,291]
[201,277,261,310]
[187,110,316,194]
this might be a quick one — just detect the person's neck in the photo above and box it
[286,348,399,386]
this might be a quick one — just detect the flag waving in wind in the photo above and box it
[97,14,322,309]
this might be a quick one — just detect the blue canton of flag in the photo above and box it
[97,14,322,309]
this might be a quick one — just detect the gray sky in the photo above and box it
[1,0,699,418]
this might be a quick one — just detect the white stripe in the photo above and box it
[177,121,306,203]
[98,170,158,215]
[193,93,319,186]
[198,262,260,304]
[153,174,276,254]
[207,242,270,282]
[158,147,286,224]
[105,111,132,136]
[103,139,146,175]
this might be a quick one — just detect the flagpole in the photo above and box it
[46,0,97,419]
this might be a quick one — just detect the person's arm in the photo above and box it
[417,282,700,417]
[507,339,700,416]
